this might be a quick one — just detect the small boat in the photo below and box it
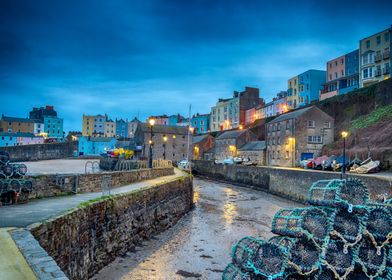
[354,160,380,174]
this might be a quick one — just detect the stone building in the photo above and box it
[238,141,266,165]
[214,129,258,160]
[127,117,141,138]
[133,123,189,162]
[0,115,35,134]
[266,106,334,167]
[192,134,214,160]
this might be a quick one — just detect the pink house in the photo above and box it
[17,133,44,145]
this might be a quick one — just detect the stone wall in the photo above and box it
[30,175,193,280]
[192,160,391,202]
[0,142,78,162]
[29,167,174,199]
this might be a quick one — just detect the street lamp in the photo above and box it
[239,125,243,130]
[163,135,168,160]
[148,118,155,168]
[341,131,348,177]
[288,137,295,167]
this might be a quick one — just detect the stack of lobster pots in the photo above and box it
[0,151,32,204]
[222,178,392,280]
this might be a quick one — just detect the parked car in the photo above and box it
[178,159,191,170]
[233,157,243,164]
[322,155,337,170]
[223,158,235,165]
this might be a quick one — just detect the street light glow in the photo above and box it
[341,131,348,138]
[149,118,156,126]
[163,135,168,142]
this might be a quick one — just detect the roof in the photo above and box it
[130,117,141,123]
[0,132,38,137]
[1,116,34,123]
[216,129,247,140]
[268,106,313,124]
[239,141,266,151]
[192,134,210,144]
[80,136,116,142]
[138,123,189,135]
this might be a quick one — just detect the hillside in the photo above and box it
[322,104,392,169]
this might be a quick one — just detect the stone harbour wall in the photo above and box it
[0,142,78,162]
[30,175,193,280]
[29,167,174,199]
[192,160,392,202]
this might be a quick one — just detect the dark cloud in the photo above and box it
[0,0,391,131]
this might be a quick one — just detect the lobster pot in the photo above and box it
[347,266,392,280]
[1,164,13,178]
[268,236,295,249]
[14,164,27,177]
[287,237,321,275]
[222,263,253,280]
[232,237,263,271]
[365,205,392,246]
[330,208,367,246]
[247,241,288,279]
[271,207,329,244]
[0,151,10,166]
[308,178,368,211]
[315,267,336,280]
[356,237,388,279]
[323,239,357,278]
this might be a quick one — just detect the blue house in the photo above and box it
[298,70,326,107]
[44,116,64,139]
[78,136,117,156]
[339,49,360,95]
[191,114,210,134]
[115,118,128,138]
[168,114,182,126]
[0,132,17,147]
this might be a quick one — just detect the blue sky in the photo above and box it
[0,0,391,132]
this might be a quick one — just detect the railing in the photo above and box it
[383,68,390,75]
[114,159,172,171]
[375,70,382,77]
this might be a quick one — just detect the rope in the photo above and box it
[363,229,392,253]
[323,261,354,280]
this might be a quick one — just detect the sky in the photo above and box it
[0,0,391,132]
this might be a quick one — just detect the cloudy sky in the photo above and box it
[0,0,391,132]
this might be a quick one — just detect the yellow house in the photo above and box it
[287,75,299,109]
[82,115,95,136]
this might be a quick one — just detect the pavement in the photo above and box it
[92,177,302,280]
[0,228,38,280]
[20,159,100,175]
[0,168,185,228]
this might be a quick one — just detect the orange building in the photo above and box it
[0,115,35,133]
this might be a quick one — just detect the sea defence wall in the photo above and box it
[192,160,391,202]
[28,167,174,199]
[30,174,193,280]
[0,142,78,162]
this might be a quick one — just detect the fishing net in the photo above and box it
[356,236,388,279]
[364,205,392,250]
[329,208,367,250]
[308,178,368,212]
[248,241,288,279]
[323,239,356,279]
[347,266,392,280]
[232,236,263,271]
[268,236,295,249]
[0,151,9,165]
[271,207,329,244]
[222,263,253,280]
[315,267,336,280]
[287,237,321,276]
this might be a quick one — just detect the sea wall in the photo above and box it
[192,160,391,202]
[0,142,78,162]
[28,167,174,199]
[30,175,193,280]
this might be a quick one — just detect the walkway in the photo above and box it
[93,177,301,280]
[0,228,37,280]
[0,169,185,228]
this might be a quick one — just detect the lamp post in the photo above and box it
[288,137,295,167]
[148,118,155,168]
[341,131,348,178]
[163,135,167,160]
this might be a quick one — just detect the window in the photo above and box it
[335,61,338,66]
[377,36,381,45]
[385,32,390,42]
[329,74,332,81]
[366,40,370,49]
[277,123,281,131]
[329,63,332,69]
[341,58,344,65]
[341,70,344,76]
[324,121,331,129]
[363,68,369,79]
[307,120,315,128]
[286,121,290,130]
[277,138,281,145]
[335,72,338,78]
[308,136,323,144]
[277,151,280,159]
